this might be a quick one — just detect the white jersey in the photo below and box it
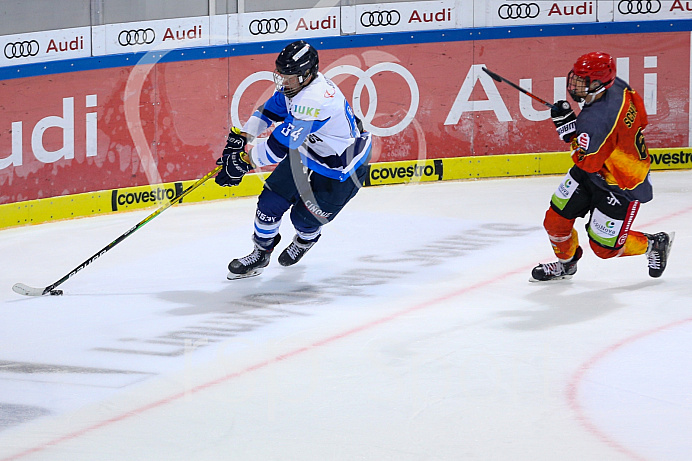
[242,72,371,181]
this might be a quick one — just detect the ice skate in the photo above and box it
[645,232,674,278]
[278,235,318,267]
[227,235,281,280]
[530,246,583,282]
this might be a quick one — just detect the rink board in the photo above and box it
[1,147,689,229]
[2,23,692,206]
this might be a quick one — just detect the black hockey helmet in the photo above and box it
[274,40,319,97]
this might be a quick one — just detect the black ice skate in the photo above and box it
[645,232,674,278]
[278,235,319,267]
[227,235,281,280]
[530,246,583,282]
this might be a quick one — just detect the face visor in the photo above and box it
[273,70,306,98]
[567,70,610,105]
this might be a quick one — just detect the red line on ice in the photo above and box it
[566,318,692,461]
[565,205,690,461]
[2,266,529,460]
[7,202,689,460]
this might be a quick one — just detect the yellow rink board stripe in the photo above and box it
[1,148,690,230]
[1,172,270,229]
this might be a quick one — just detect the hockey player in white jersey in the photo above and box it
[215,40,372,279]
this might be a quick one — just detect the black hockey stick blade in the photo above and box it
[482,67,557,110]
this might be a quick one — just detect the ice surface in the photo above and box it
[0,171,690,460]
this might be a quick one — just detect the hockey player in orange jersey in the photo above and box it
[531,51,674,282]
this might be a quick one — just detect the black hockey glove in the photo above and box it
[551,100,577,143]
[215,128,252,187]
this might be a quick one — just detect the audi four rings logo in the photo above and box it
[4,40,39,59]
[232,62,419,138]
[618,0,661,14]
[498,3,540,19]
[118,28,155,46]
[360,11,401,27]
[249,18,289,35]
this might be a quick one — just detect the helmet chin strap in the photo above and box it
[584,85,607,105]
[294,73,315,93]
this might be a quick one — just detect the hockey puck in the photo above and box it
[49,289,63,296]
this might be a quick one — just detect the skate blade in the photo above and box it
[227,268,264,280]
[529,274,574,283]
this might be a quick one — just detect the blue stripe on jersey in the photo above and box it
[344,99,359,138]
[249,110,274,129]
[306,145,348,169]
[273,117,330,149]
[256,105,282,124]
[266,135,289,161]
[301,136,371,181]
[265,117,330,162]
[263,92,289,119]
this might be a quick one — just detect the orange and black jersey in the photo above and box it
[570,77,653,203]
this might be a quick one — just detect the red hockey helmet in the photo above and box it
[567,52,616,103]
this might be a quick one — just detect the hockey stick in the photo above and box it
[12,165,223,297]
[482,67,558,110]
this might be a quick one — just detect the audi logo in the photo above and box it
[4,40,39,59]
[232,63,419,138]
[618,0,661,14]
[118,28,155,46]
[498,3,540,19]
[249,18,289,35]
[360,10,401,27]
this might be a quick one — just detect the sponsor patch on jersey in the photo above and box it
[577,132,590,150]
[550,171,579,210]
[588,208,623,247]
[292,104,321,118]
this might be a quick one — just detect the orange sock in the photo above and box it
[621,231,649,256]
[543,208,579,260]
